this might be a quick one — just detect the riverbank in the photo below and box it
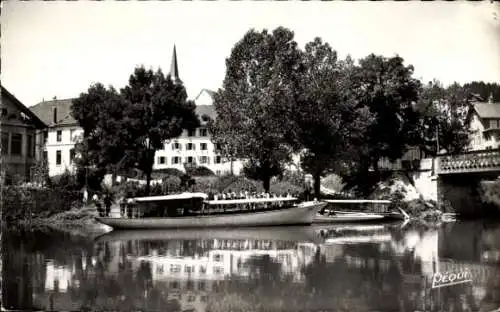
[4,205,111,238]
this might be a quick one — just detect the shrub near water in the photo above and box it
[2,186,81,224]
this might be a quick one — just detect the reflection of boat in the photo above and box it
[313,211,386,223]
[324,233,392,244]
[94,226,324,244]
[96,193,326,229]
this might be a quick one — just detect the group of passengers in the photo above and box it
[207,190,295,201]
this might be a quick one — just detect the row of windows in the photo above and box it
[186,128,208,137]
[50,129,78,143]
[1,132,35,157]
[170,142,220,151]
[48,149,76,166]
[157,264,224,275]
[486,119,500,130]
[158,155,223,165]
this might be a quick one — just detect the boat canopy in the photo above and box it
[130,192,208,202]
[324,199,391,204]
[205,197,298,206]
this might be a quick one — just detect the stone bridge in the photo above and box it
[436,149,500,217]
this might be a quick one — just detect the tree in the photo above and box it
[72,83,128,184]
[463,81,500,102]
[211,27,304,192]
[353,54,422,171]
[72,67,199,195]
[120,66,199,194]
[293,38,373,198]
[416,81,471,155]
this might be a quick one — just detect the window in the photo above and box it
[170,264,181,273]
[199,266,207,274]
[56,150,62,165]
[215,143,222,151]
[11,133,22,156]
[156,265,164,275]
[198,281,206,291]
[213,254,223,262]
[172,156,181,164]
[1,108,7,116]
[199,156,209,164]
[216,170,221,176]
[44,131,48,143]
[199,128,208,136]
[43,151,48,161]
[187,295,196,302]
[184,265,194,273]
[186,156,194,164]
[200,143,208,150]
[187,129,196,137]
[56,130,62,142]
[172,142,181,150]
[158,156,166,164]
[213,266,224,275]
[1,132,9,155]
[70,129,76,142]
[170,281,179,289]
[70,149,76,163]
[215,156,222,164]
[186,280,194,290]
[186,143,195,150]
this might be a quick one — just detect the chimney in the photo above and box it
[53,107,57,124]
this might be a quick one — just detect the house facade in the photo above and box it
[1,86,47,182]
[30,98,84,176]
[467,97,500,151]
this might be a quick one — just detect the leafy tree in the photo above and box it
[120,66,199,194]
[294,38,373,198]
[72,83,128,183]
[416,81,471,155]
[72,67,198,195]
[353,54,422,172]
[211,27,304,192]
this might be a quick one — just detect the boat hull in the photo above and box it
[313,213,385,224]
[95,201,326,229]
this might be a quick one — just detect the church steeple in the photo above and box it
[170,45,180,82]
[488,92,494,104]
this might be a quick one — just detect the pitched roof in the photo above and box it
[30,98,78,127]
[473,102,500,119]
[1,86,47,129]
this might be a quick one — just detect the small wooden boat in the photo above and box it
[313,199,409,223]
[95,192,326,229]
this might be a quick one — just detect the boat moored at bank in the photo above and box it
[95,192,326,229]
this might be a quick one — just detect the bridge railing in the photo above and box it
[437,148,500,174]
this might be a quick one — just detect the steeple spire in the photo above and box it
[488,92,494,104]
[170,45,180,82]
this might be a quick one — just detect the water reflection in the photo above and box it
[3,222,500,311]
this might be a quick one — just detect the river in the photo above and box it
[2,221,500,312]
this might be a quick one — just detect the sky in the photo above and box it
[2,1,500,107]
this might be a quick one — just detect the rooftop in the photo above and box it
[473,102,500,119]
[30,98,77,127]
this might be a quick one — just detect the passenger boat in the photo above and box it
[95,192,326,230]
[313,199,409,223]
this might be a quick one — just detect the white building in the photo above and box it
[29,98,83,176]
[467,95,500,151]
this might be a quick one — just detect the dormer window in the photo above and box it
[187,129,196,137]
[199,128,208,137]
[56,130,62,142]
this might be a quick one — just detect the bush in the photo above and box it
[151,168,184,179]
[51,170,79,191]
[270,181,303,196]
[2,186,81,224]
[187,166,215,177]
